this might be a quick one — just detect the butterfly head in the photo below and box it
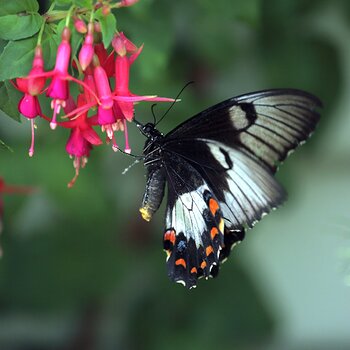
[134,120,163,140]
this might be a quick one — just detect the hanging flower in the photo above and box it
[111,32,175,152]
[94,43,114,77]
[74,18,87,34]
[117,0,140,7]
[46,26,72,130]
[79,23,94,71]
[14,45,46,157]
[59,94,103,187]
[82,66,97,105]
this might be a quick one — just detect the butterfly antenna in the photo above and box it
[151,104,157,124]
[155,81,194,126]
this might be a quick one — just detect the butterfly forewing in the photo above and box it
[165,89,321,172]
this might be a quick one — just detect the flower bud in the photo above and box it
[119,0,140,7]
[102,5,110,16]
[74,18,87,34]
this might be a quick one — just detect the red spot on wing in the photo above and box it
[175,258,186,268]
[190,267,197,274]
[209,198,219,216]
[205,246,214,256]
[164,229,176,246]
[210,227,219,240]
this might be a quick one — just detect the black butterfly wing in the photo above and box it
[140,89,321,288]
[161,151,232,288]
[161,89,321,267]
[163,89,321,224]
[162,138,285,266]
[165,89,321,173]
[140,143,245,288]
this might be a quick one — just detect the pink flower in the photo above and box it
[18,93,42,119]
[46,27,71,130]
[74,18,87,34]
[82,67,97,105]
[59,94,103,187]
[117,0,140,7]
[63,34,175,153]
[14,45,46,157]
[94,64,115,136]
[94,43,114,77]
[78,23,94,71]
[15,46,45,113]
[111,32,175,152]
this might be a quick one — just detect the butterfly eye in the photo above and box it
[143,123,155,135]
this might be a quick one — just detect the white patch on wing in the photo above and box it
[207,142,286,228]
[229,105,250,129]
[165,184,209,248]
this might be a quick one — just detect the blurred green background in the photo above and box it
[1,0,350,349]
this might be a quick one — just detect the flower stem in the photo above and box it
[65,6,76,27]
[37,18,46,46]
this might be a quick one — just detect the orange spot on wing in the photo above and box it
[209,198,220,216]
[200,261,207,269]
[206,246,214,256]
[164,229,176,245]
[210,227,219,240]
[175,258,186,268]
[190,267,197,274]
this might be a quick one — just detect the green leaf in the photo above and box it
[73,0,93,8]
[0,38,37,81]
[55,0,72,6]
[42,25,59,71]
[0,25,59,81]
[0,139,13,152]
[0,13,43,40]
[95,9,117,49]
[0,81,22,122]
[0,0,39,15]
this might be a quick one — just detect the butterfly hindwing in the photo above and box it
[162,153,225,288]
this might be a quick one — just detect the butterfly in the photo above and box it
[135,89,321,288]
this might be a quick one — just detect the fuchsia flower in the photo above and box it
[93,64,116,138]
[59,94,103,188]
[79,23,94,71]
[46,27,72,130]
[15,45,46,157]
[117,0,140,7]
[64,33,174,153]
[6,2,179,188]
[82,66,97,105]
[42,27,98,131]
[74,18,87,34]
[113,32,142,122]
[110,32,175,152]
[94,43,114,77]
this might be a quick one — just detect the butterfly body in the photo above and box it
[137,89,321,288]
